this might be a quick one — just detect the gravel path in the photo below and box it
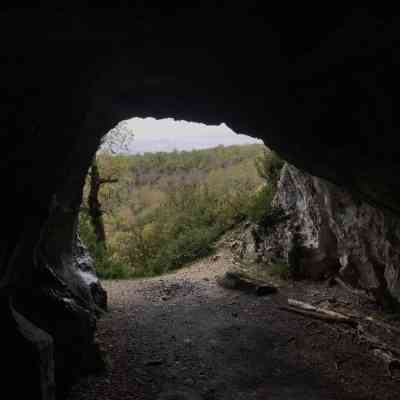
[69,249,400,400]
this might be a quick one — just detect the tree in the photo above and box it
[99,120,132,155]
[87,158,118,247]
[86,120,134,247]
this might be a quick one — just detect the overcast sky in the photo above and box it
[114,117,262,154]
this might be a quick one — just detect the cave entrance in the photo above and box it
[70,116,299,399]
[79,116,265,281]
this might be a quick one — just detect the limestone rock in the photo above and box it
[75,236,108,312]
[13,187,108,397]
[245,164,400,305]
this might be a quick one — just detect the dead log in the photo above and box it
[282,298,400,376]
[283,298,400,376]
[334,277,374,302]
[281,305,358,327]
[216,271,277,296]
[281,299,358,327]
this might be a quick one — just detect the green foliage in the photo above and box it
[79,143,285,279]
[245,184,275,224]
[246,149,285,225]
[79,212,132,279]
[121,182,237,277]
[254,149,284,188]
[268,260,291,280]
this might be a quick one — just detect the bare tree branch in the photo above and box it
[99,177,119,185]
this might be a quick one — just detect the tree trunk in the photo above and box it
[88,159,107,247]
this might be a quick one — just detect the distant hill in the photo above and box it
[128,133,263,154]
[105,118,263,154]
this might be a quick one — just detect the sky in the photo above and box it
[107,117,263,154]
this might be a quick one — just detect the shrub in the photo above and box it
[245,184,275,224]
[94,249,131,280]
[254,149,284,188]
[122,185,225,277]
[245,149,285,225]
[268,260,291,280]
[79,212,132,279]
[145,226,220,275]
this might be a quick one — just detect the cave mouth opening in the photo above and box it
[80,116,265,283]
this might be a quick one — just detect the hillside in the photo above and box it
[79,144,271,278]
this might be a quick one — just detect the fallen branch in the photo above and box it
[357,325,400,358]
[282,298,400,377]
[281,305,358,327]
[281,299,358,327]
[364,316,400,336]
[99,177,119,185]
[334,277,374,302]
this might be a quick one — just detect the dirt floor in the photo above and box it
[68,247,400,400]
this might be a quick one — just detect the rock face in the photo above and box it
[13,200,107,398]
[7,130,108,399]
[247,165,400,306]
[2,299,56,400]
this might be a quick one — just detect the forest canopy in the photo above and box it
[79,144,282,278]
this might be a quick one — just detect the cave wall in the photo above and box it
[243,165,400,306]
[9,126,108,398]
[3,6,400,213]
[1,5,400,399]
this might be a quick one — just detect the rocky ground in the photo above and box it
[68,245,400,400]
